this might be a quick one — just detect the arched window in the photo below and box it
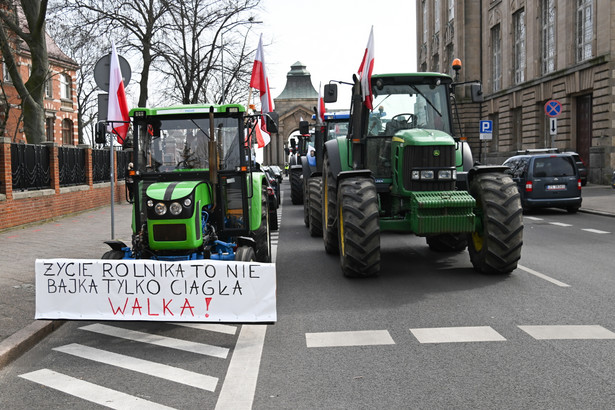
[62,118,73,145]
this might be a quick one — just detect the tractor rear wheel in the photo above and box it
[308,176,323,237]
[303,176,310,227]
[253,186,272,263]
[337,177,380,277]
[236,246,256,262]
[290,169,303,205]
[468,173,523,274]
[322,153,338,254]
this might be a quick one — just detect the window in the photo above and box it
[541,0,556,74]
[62,119,73,145]
[491,25,501,92]
[422,0,428,44]
[44,75,53,98]
[448,0,454,21]
[513,9,526,84]
[576,0,593,62]
[60,73,71,99]
[2,61,13,83]
[434,0,441,34]
[46,117,55,142]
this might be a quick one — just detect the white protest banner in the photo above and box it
[35,259,276,323]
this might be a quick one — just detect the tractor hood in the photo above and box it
[393,128,455,146]
[146,181,203,201]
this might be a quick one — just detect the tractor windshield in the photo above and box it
[368,82,452,137]
[138,116,241,173]
[326,120,349,140]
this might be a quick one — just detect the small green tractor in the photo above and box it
[287,132,313,205]
[98,104,278,263]
[322,70,523,277]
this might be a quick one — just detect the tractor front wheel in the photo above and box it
[322,153,338,254]
[236,246,256,262]
[468,173,523,274]
[337,177,380,277]
[308,176,323,237]
[102,250,125,259]
[290,169,303,205]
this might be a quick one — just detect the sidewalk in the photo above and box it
[1,184,614,368]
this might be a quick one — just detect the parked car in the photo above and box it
[503,150,582,213]
[269,165,284,183]
[262,166,281,206]
[565,152,588,186]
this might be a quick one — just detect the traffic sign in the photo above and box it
[479,120,493,140]
[544,99,562,118]
[549,118,557,136]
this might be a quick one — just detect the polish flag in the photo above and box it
[317,83,325,123]
[357,27,375,110]
[250,34,273,145]
[107,42,129,143]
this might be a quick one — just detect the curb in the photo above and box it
[579,208,615,218]
[0,320,65,369]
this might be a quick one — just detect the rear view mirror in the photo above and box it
[299,120,309,135]
[265,112,279,134]
[471,83,483,103]
[324,84,337,103]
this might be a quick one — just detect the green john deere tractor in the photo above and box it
[98,104,278,263]
[321,70,523,277]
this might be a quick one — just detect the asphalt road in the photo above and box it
[1,181,615,409]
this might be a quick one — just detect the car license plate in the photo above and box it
[546,184,566,191]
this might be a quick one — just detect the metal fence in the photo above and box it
[11,143,51,191]
[58,146,86,186]
[92,148,111,183]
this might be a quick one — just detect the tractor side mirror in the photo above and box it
[264,112,279,133]
[299,120,309,135]
[95,122,107,144]
[471,83,484,103]
[323,84,337,103]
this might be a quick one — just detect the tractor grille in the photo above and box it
[403,145,456,191]
[153,224,187,242]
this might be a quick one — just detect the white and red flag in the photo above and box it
[107,42,130,144]
[250,34,273,147]
[357,27,375,110]
[317,82,325,123]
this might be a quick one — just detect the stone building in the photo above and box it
[1,12,79,145]
[417,0,615,184]
[265,61,318,166]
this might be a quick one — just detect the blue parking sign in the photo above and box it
[479,120,493,141]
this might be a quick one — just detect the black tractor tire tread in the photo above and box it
[303,177,310,227]
[253,186,272,263]
[337,177,380,277]
[235,246,256,261]
[102,250,124,259]
[468,173,523,274]
[308,177,323,237]
[290,169,303,205]
[322,153,339,254]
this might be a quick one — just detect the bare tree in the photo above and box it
[0,0,49,144]
[157,0,260,105]
[59,0,171,107]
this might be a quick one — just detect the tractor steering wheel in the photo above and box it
[391,113,415,125]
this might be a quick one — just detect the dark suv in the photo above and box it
[503,150,582,213]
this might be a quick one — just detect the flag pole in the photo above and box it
[110,132,115,239]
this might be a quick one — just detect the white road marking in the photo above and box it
[524,216,544,221]
[549,222,572,227]
[19,369,174,410]
[80,323,228,359]
[518,325,615,340]
[305,330,395,348]
[54,343,218,392]
[410,326,506,344]
[517,264,571,287]
[216,325,267,410]
[170,323,237,335]
[582,228,611,234]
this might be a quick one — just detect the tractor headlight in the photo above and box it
[411,170,420,180]
[169,202,183,216]
[154,202,167,216]
[147,199,154,207]
[438,170,453,180]
[183,198,192,207]
[420,170,434,180]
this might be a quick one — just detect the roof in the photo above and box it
[275,61,318,100]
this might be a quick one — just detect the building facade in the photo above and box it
[1,24,79,145]
[417,0,615,184]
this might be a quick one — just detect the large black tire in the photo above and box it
[468,173,523,274]
[308,176,323,237]
[290,169,303,205]
[253,186,272,263]
[337,177,380,277]
[235,246,256,261]
[426,234,468,252]
[303,176,310,227]
[269,208,278,231]
[322,153,338,254]
[102,250,125,259]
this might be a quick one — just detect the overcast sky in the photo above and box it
[258,0,417,110]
